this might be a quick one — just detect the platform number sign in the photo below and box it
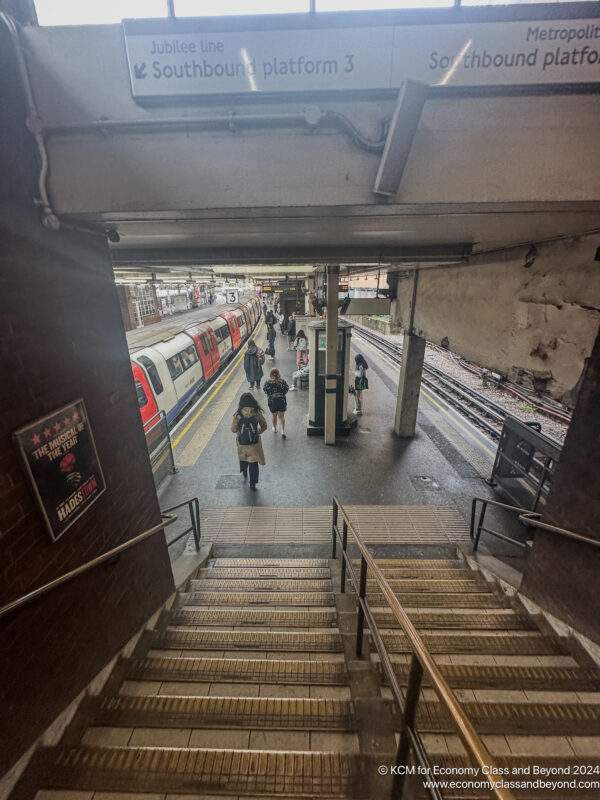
[227,289,239,304]
[13,399,106,542]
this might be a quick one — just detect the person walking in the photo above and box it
[293,328,309,367]
[287,314,296,350]
[353,354,369,415]
[231,392,267,490]
[244,338,265,389]
[265,308,276,327]
[265,323,277,360]
[278,312,286,335]
[263,367,289,438]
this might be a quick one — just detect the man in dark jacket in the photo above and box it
[287,314,296,350]
[265,308,276,326]
[244,339,264,389]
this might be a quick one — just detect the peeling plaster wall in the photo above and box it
[390,235,600,404]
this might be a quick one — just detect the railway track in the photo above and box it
[349,321,564,448]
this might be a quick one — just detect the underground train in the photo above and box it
[130,294,261,427]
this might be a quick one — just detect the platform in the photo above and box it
[156,324,526,571]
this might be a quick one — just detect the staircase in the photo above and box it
[11,549,600,800]
[20,556,372,800]
[360,556,600,797]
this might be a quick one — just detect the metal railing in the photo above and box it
[0,495,203,621]
[162,497,201,552]
[471,497,600,552]
[332,497,516,800]
[0,513,176,621]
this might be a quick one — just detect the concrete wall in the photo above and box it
[520,329,600,645]
[0,31,174,777]
[18,25,600,214]
[390,235,600,404]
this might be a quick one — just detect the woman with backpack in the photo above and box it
[244,339,265,390]
[293,329,309,367]
[231,392,267,490]
[262,367,289,438]
[353,354,369,415]
[265,323,277,360]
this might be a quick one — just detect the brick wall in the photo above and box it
[117,285,136,331]
[521,328,600,643]
[0,29,174,775]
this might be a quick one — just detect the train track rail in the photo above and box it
[349,321,564,449]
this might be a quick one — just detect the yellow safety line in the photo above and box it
[171,320,265,449]
[356,334,496,458]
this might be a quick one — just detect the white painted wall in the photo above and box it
[391,235,600,403]
[20,26,600,215]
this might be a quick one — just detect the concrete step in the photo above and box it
[180,591,335,607]
[170,608,338,628]
[40,747,367,797]
[365,578,489,593]
[414,699,600,735]
[199,567,331,580]
[376,631,569,655]
[94,695,357,731]
[154,629,344,652]
[363,592,507,608]
[126,656,350,685]
[211,558,330,568]
[189,579,334,592]
[371,610,534,630]
[379,661,600,691]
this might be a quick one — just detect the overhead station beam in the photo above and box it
[111,244,471,268]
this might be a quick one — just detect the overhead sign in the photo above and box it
[123,18,600,100]
[226,289,239,303]
[13,400,106,542]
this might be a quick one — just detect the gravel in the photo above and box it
[367,329,569,444]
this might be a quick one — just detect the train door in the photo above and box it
[208,318,233,364]
[240,304,253,333]
[221,310,241,350]
[235,310,248,341]
[131,361,159,428]
[186,323,219,379]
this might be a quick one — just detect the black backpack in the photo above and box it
[237,416,259,446]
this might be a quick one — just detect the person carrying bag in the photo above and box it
[232,392,267,490]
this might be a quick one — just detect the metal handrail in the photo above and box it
[470,497,600,552]
[0,513,177,621]
[162,497,201,551]
[332,497,515,800]
[518,512,600,549]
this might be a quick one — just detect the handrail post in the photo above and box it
[332,499,338,558]
[392,654,424,799]
[356,554,368,657]
[188,499,199,551]
[193,497,201,550]
[473,500,487,552]
[341,520,348,593]
[164,411,178,475]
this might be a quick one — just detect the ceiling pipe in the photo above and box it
[43,106,389,154]
[0,11,60,231]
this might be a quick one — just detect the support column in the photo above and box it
[325,265,340,445]
[394,331,426,437]
[393,270,424,438]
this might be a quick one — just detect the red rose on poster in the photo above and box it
[59,453,76,473]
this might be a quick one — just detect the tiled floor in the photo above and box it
[194,505,471,545]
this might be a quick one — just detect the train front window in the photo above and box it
[138,355,164,395]
[135,381,148,408]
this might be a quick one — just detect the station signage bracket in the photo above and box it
[13,399,106,543]
[122,16,600,103]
